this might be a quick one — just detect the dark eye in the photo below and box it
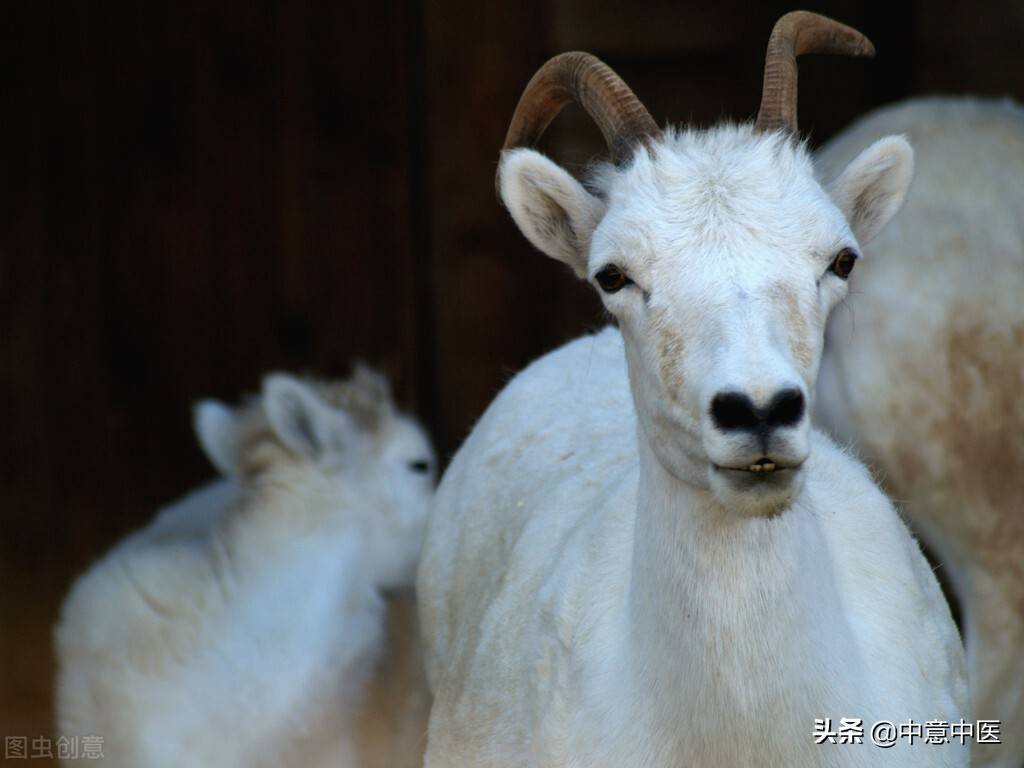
[828,248,858,280]
[595,265,632,293]
[408,460,431,474]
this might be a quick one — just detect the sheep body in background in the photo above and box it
[55,366,435,768]
[816,96,1024,768]
[417,13,968,767]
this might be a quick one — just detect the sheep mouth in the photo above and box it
[714,458,803,475]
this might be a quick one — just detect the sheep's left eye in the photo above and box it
[408,460,431,474]
[829,248,858,279]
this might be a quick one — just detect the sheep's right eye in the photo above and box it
[408,460,431,474]
[595,265,632,293]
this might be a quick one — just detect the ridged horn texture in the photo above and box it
[502,51,661,165]
[755,11,875,135]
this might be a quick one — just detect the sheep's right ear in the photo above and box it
[499,148,605,278]
[193,400,239,477]
[262,373,340,459]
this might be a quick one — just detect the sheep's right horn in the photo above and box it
[501,52,662,166]
[754,11,875,135]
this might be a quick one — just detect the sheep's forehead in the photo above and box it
[241,378,394,433]
[381,414,434,460]
[316,379,392,427]
[594,126,847,273]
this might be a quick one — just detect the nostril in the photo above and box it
[766,388,805,428]
[710,392,759,431]
[711,388,805,433]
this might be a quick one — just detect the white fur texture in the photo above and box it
[55,369,436,767]
[816,96,1024,768]
[418,123,967,767]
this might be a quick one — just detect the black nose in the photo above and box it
[710,388,805,433]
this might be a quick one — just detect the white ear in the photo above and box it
[828,136,914,245]
[499,148,606,278]
[193,400,239,477]
[262,374,340,459]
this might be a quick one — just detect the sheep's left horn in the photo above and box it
[754,11,875,135]
[502,51,661,165]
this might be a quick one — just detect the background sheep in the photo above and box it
[54,366,434,767]
[816,96,1024,768]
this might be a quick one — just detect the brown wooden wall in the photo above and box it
[3,0,1023,751]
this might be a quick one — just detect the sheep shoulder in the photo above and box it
[419,328,637,758]
[56,478,382,767]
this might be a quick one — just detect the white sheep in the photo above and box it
[55,366,435,768]
[815,96,1024,768]
[417,12,968,767]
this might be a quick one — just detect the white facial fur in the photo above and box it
[194,369,436,588]
[500,125,912,516]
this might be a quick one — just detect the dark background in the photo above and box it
[3,0,1022,753]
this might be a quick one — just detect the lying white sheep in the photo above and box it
[55,366,435,768]
[417,12,968,767]
[815,96,1024,768]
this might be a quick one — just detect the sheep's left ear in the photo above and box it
[262,374,344,459]
[193,400,239,477]
[828,136,914,245]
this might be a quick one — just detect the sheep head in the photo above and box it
[193,366,436,588]
[497,12,913,517]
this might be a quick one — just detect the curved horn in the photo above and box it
[754,11,875,135]
[502,51,661,165]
